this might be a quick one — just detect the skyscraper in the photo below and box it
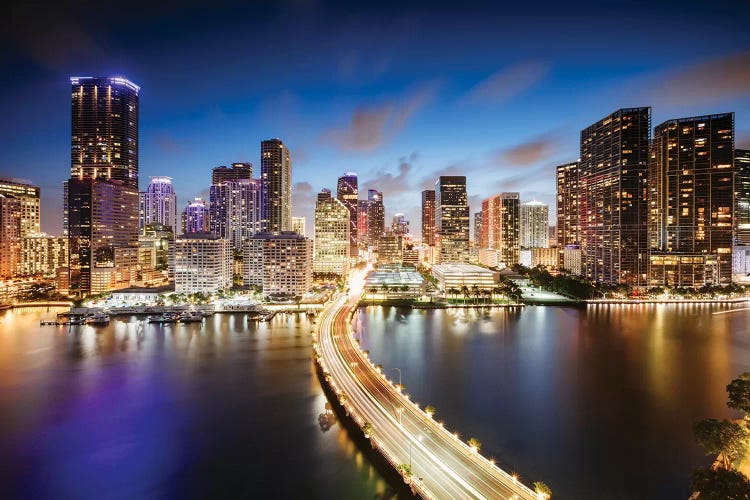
[212,163,253,184]
[520,200,549,249]
[435,176,470,263]
[261,139,292,234]
[0,178,40,237]
[67,76,141,295]
[313,189,350,276]
[292,216,306,237]
[391,213,409,235]
[648,113,735,286]
[357,199,369,245]
[140,176,177,233]
[473,211,483,248]
[421,190,436,246]
[0,195,21,278]
[210,178,262,250]
[736,149,750,245]
[556,161,581,264]
[481,192,520,266]
[70,77,139,187]
[337,173,359,255]
[580,107,650,285]
[366,189,384,246]
[182,198,210,234]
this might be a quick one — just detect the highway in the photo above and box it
[314,269,542,500]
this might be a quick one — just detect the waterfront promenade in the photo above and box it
[315,272,540,499]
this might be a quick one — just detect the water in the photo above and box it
[356,303,750,499]
[0,308,394,500]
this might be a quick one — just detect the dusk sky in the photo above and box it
[3,0,750,236]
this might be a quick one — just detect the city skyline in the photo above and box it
[3,2,750,236]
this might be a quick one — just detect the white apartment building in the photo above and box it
[174,233,232,293]
[244,231,312,297]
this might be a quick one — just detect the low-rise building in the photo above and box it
[244,231,312,297]
[432,263,496,291]
[19,233,68,277]
[519,247,558,269]
[734,245,750,285]
[377,232,402,264]
[478,248,504,269]
[562,245,583,276]
[174,233,232,293]
[365,266,425,297]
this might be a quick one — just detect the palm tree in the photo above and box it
[381,284,390,298]
[461,285,470,304]
[448,288,460,301]
[400,284,409,296]
[471,284,480,304]
[425,405,436,418]
[534,482,552,499]
[362,421,374,438]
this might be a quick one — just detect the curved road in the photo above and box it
[315,270,541,500]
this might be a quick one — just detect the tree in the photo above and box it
[471,284,480,304]
[425,405,436,417]
[690,466,750,499]
[461,285,470,303]
[728,372,750,416]
[400,284,409,295]
[448,288,460,301]
[533,481,552,499]
[694,419,749,470]
[397,463,413,478]
[362,421,373,438]
[467,437,481,452]
[381,284,390,298]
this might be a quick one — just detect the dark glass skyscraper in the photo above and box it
[261,139,291,234]
[736,149,750,245]
[336,173,359,255]
[366,189,384,246]
[67,76,140,295]
[435,176,469,262]
[421,190,436,246]
[580,107,650,285]
[648,113,735,286]
[212,163,253,184]
[70,77,139,188]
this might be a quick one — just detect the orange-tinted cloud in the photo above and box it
[463,61,550,105]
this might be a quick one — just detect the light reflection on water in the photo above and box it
[0,307,395,500]
[358,303,750,500]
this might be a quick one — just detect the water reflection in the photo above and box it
[358,303,750,499]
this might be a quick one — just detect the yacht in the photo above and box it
[178,310,203,323]
[85,313,111,326]
[149,312,179,324]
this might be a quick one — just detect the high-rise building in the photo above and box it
[366,189,385,246]
[736,149,750,245]
[377,231,403,264]
[556,161,580,265]
[182,198,210,234]
[0,195,22,278]
[140,176,177,233]
[243,232,312,297]
[70,77,139,188]
[210,178,262,250]
[580,107,650,285]
[313,189,350,276]
[67,178,139,294]
[20,234,68,277]
[68,76,140,295]
[174,233,232,294]
[473,211,483,248]
[212,163,253,184]
[139,224,174,281]
[261,139,292,234]
[292,216,306,237]
[421,190,436,246]
[357,199,369,245]
[0,179,40,237]
[435,176,470,263]
[480,193,520,266]
[391,213,409,235]
[648,113,735,286]
[337,173,358,255]
[520,200,549,249]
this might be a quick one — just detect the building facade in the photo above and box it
[212,163,253,184]
[174,233,232,294]
[182,198,210,234]
[580,107,650,285]
[357,199,369,246]
[243,232,312,297]
[313,190,350,276]
[209,178,262,250]
[648,113,735,286]
[435,176,470,263]
[20,234,68,277]
[261,139,292,234]
[0,195,21,279]
[337,173,359,255]
[67,76,140,295]
[366,189,384,246]
[292,216,306,237]
[520,200,549,249]
[480,192,520,266]
[140,176,177,233]
[736,149,750,245]
[556,161,580,267]
[0,179,40,237]
[421,189,436,246]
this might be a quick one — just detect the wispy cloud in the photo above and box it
[494,134,559,166]
[463,61,550,105]
[646,51,750,106]
[362,152,419,195]
[324,82,441,152]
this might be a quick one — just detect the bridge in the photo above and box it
[314,270,543,499]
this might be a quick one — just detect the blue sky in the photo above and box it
[2,0,750,236]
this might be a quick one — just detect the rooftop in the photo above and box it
[432,263,495,275]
